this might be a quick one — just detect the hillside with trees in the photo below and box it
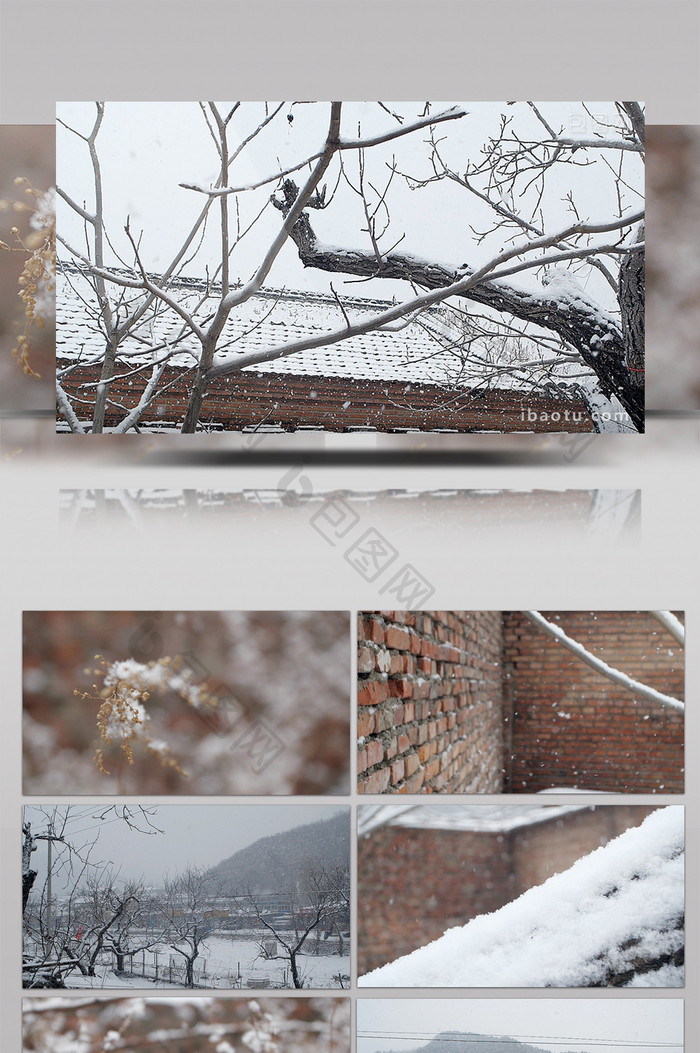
[208,810,350,894]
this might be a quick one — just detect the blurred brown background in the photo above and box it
[0,125,54,412]
[647,125,700,408]
[23,610,350,795]
[24,996,348,1053]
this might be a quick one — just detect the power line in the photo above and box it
[357,1032,680,1050]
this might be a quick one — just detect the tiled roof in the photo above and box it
[56,263,583,395]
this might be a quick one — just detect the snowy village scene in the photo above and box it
[22,610,351,796]
[55,101,644,435]
[357,611,684,794]
[22,804,350,990]
[357,998,682,1053]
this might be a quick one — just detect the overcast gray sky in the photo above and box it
[24,804,346,889]
[56,101,641,307]
[357,999,682,1053]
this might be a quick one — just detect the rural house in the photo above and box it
[56,265,611,434]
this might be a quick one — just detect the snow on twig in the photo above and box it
[76,656,219,777]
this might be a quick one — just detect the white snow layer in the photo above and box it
[359,806,684,988]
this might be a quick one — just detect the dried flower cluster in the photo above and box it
[0,178,56,377]
[76,655,218,777]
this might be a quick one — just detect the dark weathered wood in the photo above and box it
[619,225,645,385]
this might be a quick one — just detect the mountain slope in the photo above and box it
[208,810,350,894]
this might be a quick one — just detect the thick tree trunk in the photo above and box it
[289,950,302,988]
[619,224,645,385]
[276,180,644,432]
[22,822,37,914]
[92,336,119,433]
[181,368,209,433]
[182,338,217,433]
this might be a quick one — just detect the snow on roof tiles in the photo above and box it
[56,266,467,388]
[55,264,587,396]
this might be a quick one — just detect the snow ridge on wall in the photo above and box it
[359,806,684,988]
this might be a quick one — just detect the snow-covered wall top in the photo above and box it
[359,806,684,988]
[357,802,656,975]
[359,803,587,835]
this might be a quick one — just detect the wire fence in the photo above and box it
[113,936,349,989]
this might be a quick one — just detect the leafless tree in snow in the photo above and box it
[57,102,644,432]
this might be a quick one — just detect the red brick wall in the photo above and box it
[357,804,658,974]
[57,361,595,433]
[357,611,684,795]
[358,824,515,973]
[510,804,656,888]
[357,611,505,793]
[503,611,685,792]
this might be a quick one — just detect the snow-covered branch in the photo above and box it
[56,379,87,433]
[650,611,685,647]
[208,211,642,381]
[112,360,170,433]
[524,611,684,712]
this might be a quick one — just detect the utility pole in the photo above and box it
[32,812,66,940]
[46,816,54,939]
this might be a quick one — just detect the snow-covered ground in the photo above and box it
[49,934,349,991]
[359,806,684,988]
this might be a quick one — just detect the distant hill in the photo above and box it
[375,1032,580,1053]
[208,810,350,895]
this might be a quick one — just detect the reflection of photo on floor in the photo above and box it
[357,610,684,794]
[57,489,641,548]
[56,102,643,434]
[357,996,682,1053]
[23,610,351,795]
[358,804,684,987]
[23,805,350,990]
[24,996,349,1053]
